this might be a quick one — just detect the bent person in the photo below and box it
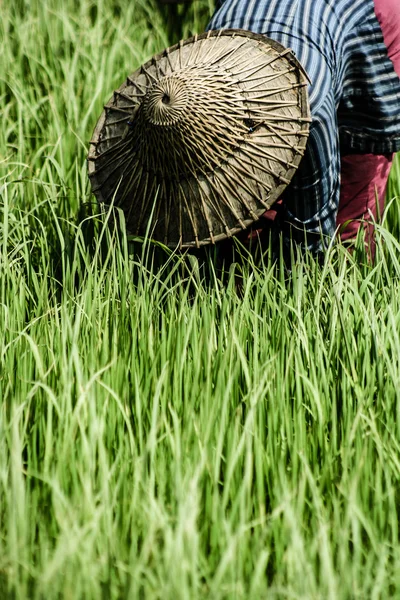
[89,2,400,261]
[208,0,400,256]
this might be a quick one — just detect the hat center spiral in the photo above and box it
[143,76,189,126]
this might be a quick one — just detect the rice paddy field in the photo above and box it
[2,1,400,598]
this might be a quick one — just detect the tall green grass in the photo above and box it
[387,152,400,237]
[1,1,400,598]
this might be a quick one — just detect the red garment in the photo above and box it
[337,0,400,254]
[337,154,393,253]
[374,0,400,77]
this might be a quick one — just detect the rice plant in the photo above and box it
[1,1,400,598]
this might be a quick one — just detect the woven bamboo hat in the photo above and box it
[88,29,311,248]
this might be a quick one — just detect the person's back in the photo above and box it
[208,0,400,255]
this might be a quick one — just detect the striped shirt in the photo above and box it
[207,0,400,252]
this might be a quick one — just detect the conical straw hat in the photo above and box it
[88,29,311,248]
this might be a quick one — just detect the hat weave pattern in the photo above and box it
[88,29,311,247]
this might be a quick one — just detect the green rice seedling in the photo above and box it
[386,152,400,238]
[1,1,400,599]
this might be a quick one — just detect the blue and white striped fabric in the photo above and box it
[207,0,400,252]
